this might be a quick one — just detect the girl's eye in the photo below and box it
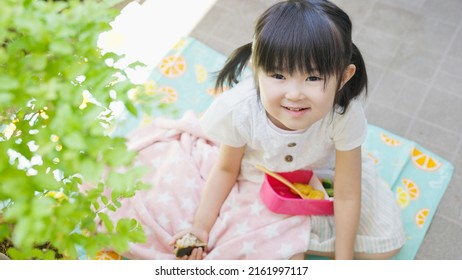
[306,76,322,82]
[271,73,285,80]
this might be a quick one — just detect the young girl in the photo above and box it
[167,0,405,260]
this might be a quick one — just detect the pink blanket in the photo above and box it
[110,111,311,259]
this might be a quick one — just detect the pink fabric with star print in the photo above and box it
[107,111,311,259]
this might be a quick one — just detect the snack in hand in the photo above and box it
[174,233,207,257]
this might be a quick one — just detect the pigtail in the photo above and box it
[214,42,252,92]
[350,43,368,97]
[336,43,368,114]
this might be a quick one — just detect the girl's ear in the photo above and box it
[340,64,356,89]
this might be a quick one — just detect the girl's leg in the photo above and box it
[289,252,305,260]
[306,247,401,260]
[306,250,334,259]
[353,248,401,260]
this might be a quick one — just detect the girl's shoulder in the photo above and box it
[202,76,259,122]
[328,98,367,151]
[214,76,257,107]
[331,98,366,123]
[199,76,258,147]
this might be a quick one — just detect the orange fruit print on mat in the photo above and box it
[402,178,420,200]
[380,132,401,146]
[415,208,430,229]
[158,86,178,103]
[410,147,442,172]
[159,55,187,78]
[94,250,122,260]
[396,186,410,208]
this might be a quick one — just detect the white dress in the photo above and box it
[200,76,405,254]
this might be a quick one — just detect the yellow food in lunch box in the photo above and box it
[307,189,324,199]
[292,183,313,195]
[290,183,325,200]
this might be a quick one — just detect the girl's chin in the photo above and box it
[277,120,312,131]
[267,113,313,131]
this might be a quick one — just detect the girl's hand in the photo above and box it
[169,227,209,260]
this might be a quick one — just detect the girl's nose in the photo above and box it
[285,83,304,101]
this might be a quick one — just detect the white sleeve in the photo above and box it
[332,100,368,151]
[199,93,248,148]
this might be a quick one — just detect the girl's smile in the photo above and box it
[282,105,311,117]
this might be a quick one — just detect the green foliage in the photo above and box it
[0,0,158,259]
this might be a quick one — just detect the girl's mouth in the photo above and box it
[282,106,311,117]
[282,106,310,112]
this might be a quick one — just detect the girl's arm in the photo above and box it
[333,146,362,260]
[192,144,246,238]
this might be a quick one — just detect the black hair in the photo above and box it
[215,0,367,114]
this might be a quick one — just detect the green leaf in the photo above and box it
[0,47,7,65]
[107,204,116,212]
[50,40,73,56]
[104,0,126,9]
[85,186,103,201]
[31,197,54,218]
[50,104,73,135]
[104,146,135,168]
[43,250,56,260]
[30,248,45,260]
[97,212,113,233]
[97,183,105,192]
[100,195,109,205]
[6,248,25,260]
[110,234,129,253]
[0,0,154,260]
[0,92,14,103]
[80,158,104,183]
[124,100,138,117]
[128,226,146,243]
[0,224,11,241]
[106,171,124,193]
[56,203,78,218]
[124,219,145,243]
[64,240,78,259]
[92,201,100,211]
[0,76,20,90]
[43,78,59,100]
[81,216,97,231]
[25,53,48,71]
[4,200,29,220]
[115,218,131,235]
[112,198,121,208]
[62,131,86,150]
[64,62,89,79]
[12,217,34,248]
[32,172,61,192]
[127,61,146,68]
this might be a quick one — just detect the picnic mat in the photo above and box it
[92,36,454,260]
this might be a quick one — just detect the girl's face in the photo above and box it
[257,68,342,131]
